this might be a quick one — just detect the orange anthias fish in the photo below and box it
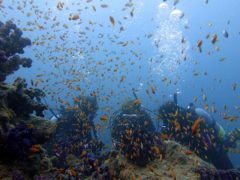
[184,150,193,155]
[109,16,115,26]
[173,120,181,132]
[133,98,141,105]
[223,114,239,121]
[69,169,77,177]
[100,114,108,122]
[30,144,41,153]
[192,117,201,135]
[211,34,218,44]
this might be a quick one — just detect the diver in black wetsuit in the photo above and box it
[110,89,165,166]
[158,93,240,170]
[56,95,98,140]
[47,95,103,171]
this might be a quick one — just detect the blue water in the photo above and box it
[1,0,239,167]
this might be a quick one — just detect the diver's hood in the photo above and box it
[78,96,98,114]
[159,101,178,117]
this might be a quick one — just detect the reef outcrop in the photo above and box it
[92,140,216,180]
[0,20,32,82]
[195,167,240,180]
[0,20,56,177]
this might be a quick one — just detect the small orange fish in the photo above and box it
[185,150,193,155]
[57,168,65,173]
[192,117,201,135]
[120,75,126,82]
[73,97,81,103]
[30,144,41,153]
[101,4,108,8]
[174,120,181,132]
[81,150,87,157]
[223,114,239,121]
[57,2,64,10]
[151,86,156,94]
[27,123,35,129]
[100,114,108,122]
[151,146,161,155]
[174,109,179,117]
[133,98,141,105]
[92,5,96,11]
[69,169,77,177]
[211,34,218,44]
[197,40,203,52]
[170,169,177,180]
[109,16,115,26]
[69,14,80,21]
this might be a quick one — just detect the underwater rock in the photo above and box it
[0,77,47,131]
[25,115,57,144]
[0,20,32,82]
[0,120,55,161]
[12,170,24,180]
[118,130,165,166]
[195,167,240,180]
[94,141,215,180]
[0,19,55,178]
[0,79,54,177]
[0,76,54,177]
[0,78,54,167]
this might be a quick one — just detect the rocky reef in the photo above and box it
[0,20,32,82]
[0,20,56,178]
[91,140,216,180]
[195,167,240,180]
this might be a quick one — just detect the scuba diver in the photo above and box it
[55,95,98,140]
[46,95,103,174]
[158,93,240,170]
[111,89,165,166]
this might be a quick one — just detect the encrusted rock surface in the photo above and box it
[94,140,215,180]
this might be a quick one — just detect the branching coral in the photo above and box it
[0,20,32,82]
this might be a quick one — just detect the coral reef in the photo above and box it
[0,21,56,178]
[45,95,103,171]
[195,167,240,180]
[0,79,56,175]
[0,20,32,82]
[92,141,216,180]
[0,80,56,175]
[118,130,165,166]
[0,77,48,132]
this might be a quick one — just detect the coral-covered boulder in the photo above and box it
[93,141,216,180]
[0,20,32,82]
